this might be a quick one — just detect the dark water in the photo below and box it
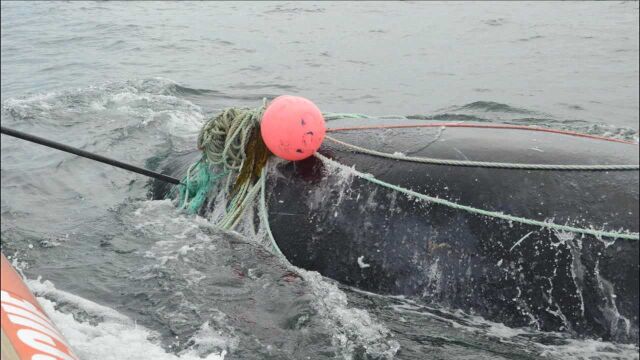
[1,2,638,359]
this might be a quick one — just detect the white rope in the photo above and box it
[314,152,639,240]
[325,135,640,171]
[259,166,284,257]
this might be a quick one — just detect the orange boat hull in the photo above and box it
[1,253,78,360]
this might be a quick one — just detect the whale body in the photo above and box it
[153,123,639,342]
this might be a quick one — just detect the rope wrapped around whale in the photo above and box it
[325,135,640,171]
[171,107,639,244]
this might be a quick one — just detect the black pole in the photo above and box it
[1,126,183,185]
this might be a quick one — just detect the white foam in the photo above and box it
[27,279,226,360]
[538,338,639,359]
[125,198,400,359]
[391,296,639,359]
[300,270,400,359]
[2,78,205,144]
[356,256,371,269]
[307,155,357,211]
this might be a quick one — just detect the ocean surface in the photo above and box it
[1,2,639,359]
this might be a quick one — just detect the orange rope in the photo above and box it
[326,122,638,145]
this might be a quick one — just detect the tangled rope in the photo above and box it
[178,102,271,230]
[197,102,266,171]
[180,158,218,214]
[171,107,638,248]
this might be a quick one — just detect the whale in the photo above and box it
[152,122,639,342]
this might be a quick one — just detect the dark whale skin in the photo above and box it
[152,124,639,342]
[266,126,639,342]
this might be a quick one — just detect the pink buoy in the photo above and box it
[260,95,326,161]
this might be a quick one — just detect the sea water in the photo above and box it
[1,2,638,359]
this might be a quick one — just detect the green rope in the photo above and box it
[177,158,227,214]
[170,101,271,229]
[197,102,266,171]
[179,160,197,208]
[325,135,640,171]
[315,152,639,240]
[218,181,261,230]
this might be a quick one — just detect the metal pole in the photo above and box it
[1,126,183,185]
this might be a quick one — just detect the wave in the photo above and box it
[406,101,638,142]
[29,279,227,360]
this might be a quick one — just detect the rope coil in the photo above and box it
[179,102,271,230]
[197,104,266,171]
